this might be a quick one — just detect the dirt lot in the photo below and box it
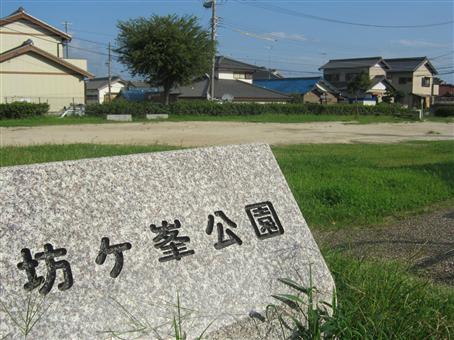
[2,121,453,146]
[314,208,454,285]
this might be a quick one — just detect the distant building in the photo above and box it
[384,57,439,108]
[216,56,282,83]
[319,57,394,103]
[0,7,93,111]
[85,76,127,104]
[174,56,289,103]
[319,56,439,107]
[253,77,339,104]
[176,76,290,103]
[438,84,454,97]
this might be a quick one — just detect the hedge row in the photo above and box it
[85,100,414,117]
[0,102,49,119]
[431,104,454,117]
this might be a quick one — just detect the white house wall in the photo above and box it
[217,71,253,84]
[0,20,64,57]
[98,82,125,103]
[1,52,86,111]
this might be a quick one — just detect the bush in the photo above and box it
[0,102,49,119]
[432,104,454,117]
[85,100,414,117]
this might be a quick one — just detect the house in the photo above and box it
[253,77,339,104]
[176,76,290,103]
[86,76,127,104]
[438,84,454,97]
[173,56,289,103]
[384,57,439,108]
[216,56,283,83]
[0,7,93,111]
[319,57,394,103]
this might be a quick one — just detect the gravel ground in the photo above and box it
[314,208,454,285]
[2,121,453,146]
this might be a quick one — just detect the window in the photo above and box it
[421,77,431,87]
[325,74,340,82]
[233,72,246,80]
[346,73,360,81]
[398,77,412,85]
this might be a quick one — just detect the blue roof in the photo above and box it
[120,88,159,101]
[253,77,322,95]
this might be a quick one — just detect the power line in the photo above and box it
[234,0,454,28]
[72,36,111,47]
[2,26,120,58]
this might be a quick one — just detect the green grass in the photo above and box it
[0,115,108,127]
[0,144,179,166]
[0,113,436,127]
[2,141,453,229]
[165,114,414,124]
[273,141,454,229]
[323,251,453,339]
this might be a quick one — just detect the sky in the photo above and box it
[1,0,453,82]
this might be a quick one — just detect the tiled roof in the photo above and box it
[0,7,71,41]
[216,56,261,72]
[319,57,386,70]
[384,57,437,74]
[177,77,290,101]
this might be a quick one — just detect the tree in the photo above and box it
[347,72,372,102]
[347,72,372,117]
[116,15,215,105]
[383,88,405,103]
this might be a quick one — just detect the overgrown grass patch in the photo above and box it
[324,251,453,338]
[273,141,454,228]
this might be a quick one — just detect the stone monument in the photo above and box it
[0,144,335,339]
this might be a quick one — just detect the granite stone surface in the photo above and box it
[0,144,335,339]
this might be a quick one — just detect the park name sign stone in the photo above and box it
[0,144,335,339]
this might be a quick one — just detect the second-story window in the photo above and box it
[398,77,412,85]
[346,73,360,81]
[325,74,340,82]
[421,77,431,87]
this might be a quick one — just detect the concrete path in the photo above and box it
[1,121,453,147]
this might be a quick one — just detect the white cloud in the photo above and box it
[396,39,450,48]
[263,32,307,42]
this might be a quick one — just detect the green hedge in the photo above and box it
[0,102,49,119]
[432,104,454,117]
[85,100,414,118]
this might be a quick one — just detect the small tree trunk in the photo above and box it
[355,94,359,120]
[163,84,171,105]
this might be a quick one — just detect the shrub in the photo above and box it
[84,101,168,118]
[432,104,454,117]
[85,100,414,117]
[0,102,49,119]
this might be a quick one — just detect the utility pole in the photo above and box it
[107,42,112,103]
[62,21,71,58]
[210,0,217,100]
